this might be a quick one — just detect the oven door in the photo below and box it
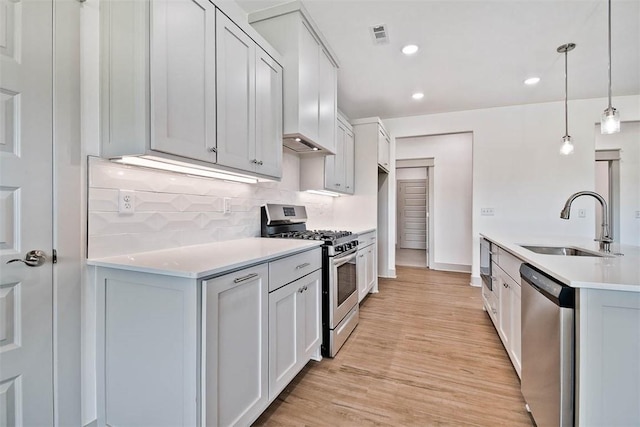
[329,248,359,329]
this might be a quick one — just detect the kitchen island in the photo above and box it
[481,234,640,427]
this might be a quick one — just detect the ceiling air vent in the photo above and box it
[370,24,389,44]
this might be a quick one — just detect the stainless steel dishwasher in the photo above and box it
[520,263,575,427]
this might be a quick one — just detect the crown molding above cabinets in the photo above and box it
[100,0,284,181]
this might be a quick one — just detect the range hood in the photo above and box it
[283,135,329,154]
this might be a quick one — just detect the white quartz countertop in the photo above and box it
[481,234,640,292]
[87,238,323,279]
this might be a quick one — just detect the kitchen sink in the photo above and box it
[519,245,606,257]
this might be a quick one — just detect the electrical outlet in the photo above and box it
[223,197,231,214]
[118,190,135,214]
[636,211,640,219]
[480,208,495,216]
[578,209,586,218]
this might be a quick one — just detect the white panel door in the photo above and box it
[297,21,319,141]
[300,270,321,360]
[398,180,427,250]
[344,129,355,194]
[216,10,255,172]
[151,0,216,161]
[254,48,282,178]
[268,280,300,401]
[318,48,336,152]
[205,265,269,427]
[324,122,344,191]
[0,0,54,424]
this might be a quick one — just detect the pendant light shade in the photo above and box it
[601,0,621,134]
[558,43,576,156]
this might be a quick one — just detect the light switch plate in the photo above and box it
[223,198,231,214]
[480,208,495,216]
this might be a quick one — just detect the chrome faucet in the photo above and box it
[560,191,613,252]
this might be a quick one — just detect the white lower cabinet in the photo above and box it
[482,245,523,378]
[268,269,321,400]
[357,231,378,302]
[203,264,269,427]
[95,247,322,427]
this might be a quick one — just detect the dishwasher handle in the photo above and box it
[520,263,575,308]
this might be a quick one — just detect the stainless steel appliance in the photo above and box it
[261,204,359,357]
[520,263,575,427]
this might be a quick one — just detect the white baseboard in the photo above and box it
[84,420,97,427]
[469,275,482,287]
[431,262,471,274]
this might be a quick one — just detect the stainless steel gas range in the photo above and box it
[261,204,359,357]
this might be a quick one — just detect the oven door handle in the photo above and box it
[333,250,358,267]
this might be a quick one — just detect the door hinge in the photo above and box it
[53,249,58,264]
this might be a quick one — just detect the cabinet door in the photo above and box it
[255,48,283,178]
[151,0,216,161]
[216,10,256,172]
[204,264,268,427]
[298,21,319,141]
[268,280,301,401]
[325,122,345,191]
[356,248,368,302]
[510,282,522,377]
[268,270,321,400]
[377,127,390,171]
[365,245,376,293]
[344,129,355,194]
[301,270,322,360]
[318,48,337,153]
[498,271,512,351]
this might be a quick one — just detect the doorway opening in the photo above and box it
[395,159,434,268]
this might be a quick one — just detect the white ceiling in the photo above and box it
[236,0,640,121]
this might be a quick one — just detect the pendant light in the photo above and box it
[601,0,621,134]
[558,43,576,155]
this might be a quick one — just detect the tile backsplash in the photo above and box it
[88,153,334,258]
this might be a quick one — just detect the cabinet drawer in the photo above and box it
[358,231,376,247]
[269,248,322,292]
[497,247,523,285]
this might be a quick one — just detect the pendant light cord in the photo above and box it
[607,0,613,110]
[564,49,569,136]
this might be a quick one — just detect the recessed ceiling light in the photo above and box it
[412,92,424,100]
[524,77,541,85]
[402,44,419,55]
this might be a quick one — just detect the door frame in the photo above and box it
[396,159,435,268]
[53,0,83,424]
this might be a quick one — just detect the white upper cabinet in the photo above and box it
[101,0,283,179]
[318,48,337,151]
[216,11,256,172]
[151,0,216,162]
[254,48,284,178]
[300,111,354,195]
[249,2,339,154]
[378,126,391,172]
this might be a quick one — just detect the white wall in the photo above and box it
[396,167,427,180]
[397,133,472,270]
[384,95,640,282]
[595,121,640,246]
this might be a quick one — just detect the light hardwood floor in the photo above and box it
[254,266,533,426]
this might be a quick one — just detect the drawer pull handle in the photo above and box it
[295,262,310,270]
[298,287,304,293]
[234,273,259,283]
